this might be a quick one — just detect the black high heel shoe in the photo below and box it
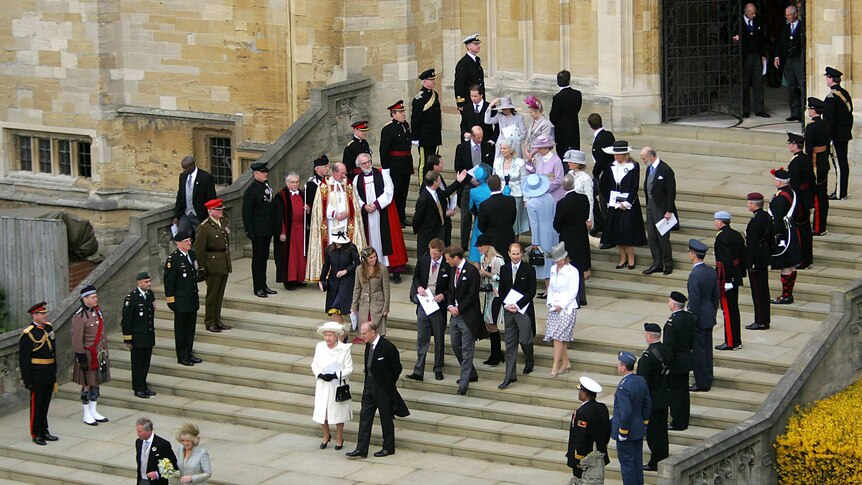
[615,262,626,269]
[627,263,636,270]
[320,438,331,449]
[334,442,344,451]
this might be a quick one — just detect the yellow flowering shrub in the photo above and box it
[775,379,862,484]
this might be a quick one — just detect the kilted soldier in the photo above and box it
[769,168,802,304]
[744,193,773,330]
[71,285,111,426]
[121,272,157,399]
[19,302,58,445]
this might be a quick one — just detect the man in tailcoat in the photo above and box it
[637,323,673,471]
[242,162,276,298]
[744,193,773,330]
[343,120,371,177]
[550,70,583,155]
[135,417,178,485]
[444,245,487,395]
[641,147,678,275]
[477,174,517,261]
[459,85,497,143]
[713,211,747,351]
[172,156,217,238]
[346,321,408,459]
[194,198,233,331]
[823,66,854,200]
[406,238,451,382]
[554,172,591,305]
[733,3,770,118]
[411,69,442,180]
[612,351,651,485]
[686,240,719,392]
[379,100,414,227]
[773,5,805,121]
[412,170,464,259]
[122,273,157,399]
[663,291,696,430]
[497,243,537,389]
[19,302,58,445]
[589,113,615,238]
[164,231,201,367]
[454,126,494,249]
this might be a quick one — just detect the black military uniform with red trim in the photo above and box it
[744,192,773,331]
[713,213,747,351]
[787,132,814,269]
[343,121,371,177]
[121,272,156,398]
[379,100,414,226]
[769,169,802,304]
[18,302,57,445]
[566,379,610,479]
[804,97,831,235]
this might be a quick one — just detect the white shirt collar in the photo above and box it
[370,334,381,348]
[467,52,478,62]
[425,186,438,197]
[593,127,603,140]
[471,140,480,149]
[456,259,466,271]
[490,190,502,195]
[558,85,571,91]
[650,159,661,170]
[790,20,798,30]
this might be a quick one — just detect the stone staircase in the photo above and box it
[2,123,858,484]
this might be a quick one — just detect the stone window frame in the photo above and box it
[193,128,236,186]
[6,129,93,179]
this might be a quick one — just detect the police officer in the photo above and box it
[243,162,277,298]
[823,67,853,200]
[637,323,673,472]
[164,231,201,366]
[19,302,57,445]
[713,211,746,351]
[343,120,371,177]
[122,272,157,399]
[379,100,414,227]
[566,376,610,481]
[411,69,442,181]
[194,198,233,332]
[612,351,651,485]
[744,193,773,330]
[663,291,696,431]
[804,97,831,236]
[786,132,813,269]
[770,168,802,304]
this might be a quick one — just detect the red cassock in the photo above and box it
[274,189,307,284]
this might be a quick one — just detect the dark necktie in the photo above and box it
[476,56,481,67]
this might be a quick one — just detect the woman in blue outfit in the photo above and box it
[468,166,492,262]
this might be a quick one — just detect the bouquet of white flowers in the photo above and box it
[157,457,179,479]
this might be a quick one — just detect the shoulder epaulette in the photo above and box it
[384,120,394,127]
[414,91,424,100]
[75,306,84,315]
[22,324,33,335]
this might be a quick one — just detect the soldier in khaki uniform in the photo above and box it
[194,198,232,333]
[19,302,58,445]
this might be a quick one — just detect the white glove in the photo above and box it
[724,282,734,291]
[618,434,627,442]
[411,140,419,146]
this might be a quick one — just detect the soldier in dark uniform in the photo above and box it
[663,291,696,431]
[637,323,673,471]
[305,155,330,249]
[823,66,854,200]
[19,302,58,445]
[379,100,414,227]
[164,231,201,366]
[713,211,747,351]
[122,272,157,399]
[194,198,232,332]
[343,120,371,177]
[454,34,485,130]
[769,168,802,305]
[243,162,277,297]
[804,97,831,236]
[411,69,442,181]
[612,351,651,485]
[744,193,773,331]
[786,132,813,269]
[566,376,610,481]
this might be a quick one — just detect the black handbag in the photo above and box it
[529,247,545,266]
[335,373,351,402]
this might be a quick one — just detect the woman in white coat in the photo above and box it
[544,242,580,377]
[484,96,527,159]
[311,321,353,450]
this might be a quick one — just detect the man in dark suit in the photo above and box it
[454,126,494,248]
[744,193,773,331]
[122,272,157,399]
[477,175,516,261]
[412,170,464,259]
[135,417,178,484]
[773,5,805,121]
[663,291,696,430]
[172,156,217,238]
[380,100,414,227]
[713,211,747,351]
[588,113,615,238]
[612,351,651,485]
[444,245,487,395]
[163,232,201,367]
[733,3,770,118]
[637,323,673,471]
[554,173,591,305]
[406,238,450,382]
[686,239,719,392]
[428,155,459,246]
[550,70,583,156]
[411,69,442,180]
[566,376,611,481]
[459,85,497,142]
[641,147,678,275]
[454,34,484,125]
[242,162,276,298]
[804,97,831,235]
[823,66,854,200]
[346,321,409,458]
[497,243,537,389]
[342,120,371,177]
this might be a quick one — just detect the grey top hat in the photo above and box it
[549,241,568,262]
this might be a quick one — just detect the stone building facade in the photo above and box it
[0,0,858,247]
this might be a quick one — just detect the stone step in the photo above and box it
[638,124,789,146]
[624,135,786,164]
[0,454,129,485]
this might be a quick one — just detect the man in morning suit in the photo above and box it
[444,245,487,395]
[550,70,583,156]
[122,273,157,399]
[477,174,517,261]
[379,100,414,227]
[411,69,442,180]
[663,291,696,430]
[733,3,770,118]
[773,5,805,121]
[406,238,450,382]
[554,172,591,305]
[164,231,201,367]
[243,162,277,298]
[686,239,719,392]
[641,147,678,275]
[19,302,57,445]
[346,321,409,458]
[497,243,537,389]
[135,417,177,485]
[566,376,611,481]
[744,193,773,331]
[612,351,651,485]
[637,323,673,472]
[412,170,465,259]
[460,85,497,143]
[454,126,494,248]
[589,113,615,238]
[713,211,747,351]
[343,120,371,177]
[429,154,459,246]
[805,97,831,236]
[172,156,217,238]
[194,198,233,332]
[454,34,485,125]
[786,132,813,269]
[823,66,854,200]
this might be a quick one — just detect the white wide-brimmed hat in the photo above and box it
[601,141,634,155]
[330,231,350,245]
[317,321,345,337]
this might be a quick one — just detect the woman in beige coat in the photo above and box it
[351,247,390,335]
